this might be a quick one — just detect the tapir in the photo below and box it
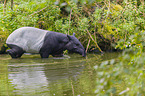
[6,27,86,58]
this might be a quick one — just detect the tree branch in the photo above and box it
[11,0,13,10]
[28,6,48,17]
[87,29,103,53]
[86,39,90,53]
[3,0,8,15]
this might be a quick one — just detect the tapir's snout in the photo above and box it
[79,49,86,57]
[82,50,86,57]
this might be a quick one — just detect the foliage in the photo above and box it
[0,0,144,52]
[0,63,15,96]
[0,0,144,51]
[93,0,145,94]
[94,45,145,95]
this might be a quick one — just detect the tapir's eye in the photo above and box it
[76,44,79,46]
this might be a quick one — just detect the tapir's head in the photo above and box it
[65,33,86,57]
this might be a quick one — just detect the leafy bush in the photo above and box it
[1,0,144,52]
[93,1,145,95]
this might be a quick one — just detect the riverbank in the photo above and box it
[0,0,144,53]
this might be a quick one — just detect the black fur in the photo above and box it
[6,29,86,58]
[39,32,69,58]
[7,44,25,58]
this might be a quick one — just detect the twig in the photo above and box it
[71,80,75,96]
[3,0,8,15]
[86,39,90,53]
[87,29,103,53]
[143,0,145,18]
[104,0,110,19]
[11,0,13,10]
[28,6,48,17]
[68,9,72,35]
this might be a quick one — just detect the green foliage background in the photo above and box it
[0,0,144,52]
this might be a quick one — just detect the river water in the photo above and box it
[0,52,120,96]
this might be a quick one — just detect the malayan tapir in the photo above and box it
[6,27,86,58]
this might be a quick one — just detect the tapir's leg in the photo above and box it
[7,44,25,58]
[39,32,55,58]
[52,54,64,57]
[52,52,64,57]
[39,51,50,58]
[7,49,17,58]
[39,46,51,58]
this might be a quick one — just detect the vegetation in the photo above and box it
[0,0,144,52]
[0,0,145,95]
[0,61,15,96]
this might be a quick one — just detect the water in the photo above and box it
[0,53,120,96]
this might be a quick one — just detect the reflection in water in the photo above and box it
[7,55,85,95]
[0,53,120,95]
[44,62,85,81]
[9,67,48,90]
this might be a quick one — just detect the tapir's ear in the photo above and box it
[73,33,75,37]
[67,35,72,41]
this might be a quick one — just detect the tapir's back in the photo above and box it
[6,27,48,53]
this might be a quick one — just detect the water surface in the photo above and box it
[0,53,120,96]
